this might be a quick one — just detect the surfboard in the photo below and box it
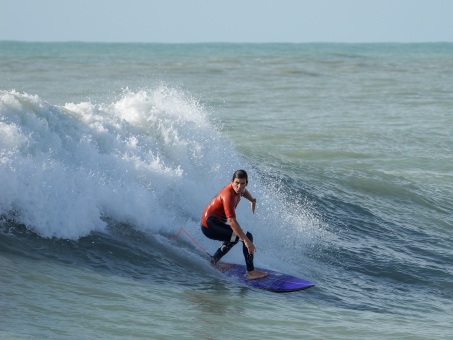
[214,262,314,292]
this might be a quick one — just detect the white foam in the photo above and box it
[0,88,237,239]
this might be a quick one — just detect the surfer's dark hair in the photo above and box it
[232,169,248,184]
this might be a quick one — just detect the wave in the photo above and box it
[0,88,245,239]
[0,87,323,263]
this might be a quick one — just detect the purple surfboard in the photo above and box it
[214,262,314,292]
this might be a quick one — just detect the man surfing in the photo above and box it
[201,170,268,280]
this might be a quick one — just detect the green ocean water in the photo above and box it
[1,42,452,339]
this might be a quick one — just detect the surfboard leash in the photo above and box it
[169,227,212,257]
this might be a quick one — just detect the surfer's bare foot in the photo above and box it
[247,270,269,280]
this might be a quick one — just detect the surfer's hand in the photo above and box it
[245,239,256,254]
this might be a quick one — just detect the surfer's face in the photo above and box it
[232,178,247,195]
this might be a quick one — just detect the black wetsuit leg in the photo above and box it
[201,216,255,271]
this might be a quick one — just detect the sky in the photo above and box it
[2,0,453,43]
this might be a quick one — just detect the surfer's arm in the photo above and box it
[228,217,256,254]
[242,189,257,214]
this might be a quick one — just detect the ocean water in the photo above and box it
[1,42,452,339]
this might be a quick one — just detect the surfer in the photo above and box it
[201,170,268,280]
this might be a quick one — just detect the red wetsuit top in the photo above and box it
[201,184,241,228]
